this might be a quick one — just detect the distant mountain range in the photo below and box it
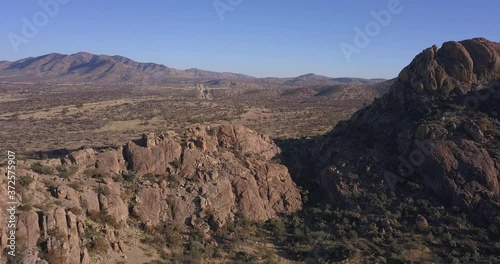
[0,52,386,86]
[274,73,387,86]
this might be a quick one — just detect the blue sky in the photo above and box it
[1,0,498,78]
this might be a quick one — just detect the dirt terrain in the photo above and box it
[0,82,389,159]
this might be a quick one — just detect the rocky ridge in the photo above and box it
[0,125,301,263]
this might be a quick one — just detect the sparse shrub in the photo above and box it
[9,246,28,263]
[171,160,182,170]
[69,207,83,216]
[347,230,358,239]
[90,236,109,254]
[244,152,254,158]
[268,218,287,243]
[83,168,104,180]
[87,210,120,229]
[389,241,404,253]
[188,240,204,261]
[167,173,180,189]
[96,186,111,196]
[204,207,215,222]
[234,251,256,263]
[68,181,85,192]
[18,204,33,211]
[143,173,163,183]
[478,116,492,131]
[92,172,104,180]
[19,175,34,187]
[165,225,182,247]
[234,145,244,158]
[262,249,279,264]
[462,240,480,260]
[40,200,57,211]
[208,126,219,136]
[31,162,55,175]
[487,224,499,237]
[46,228,68,242]
[45,247,68,263]
[123,170,137,182]
[143,223,183,249]
[56,165,78,179]
[10,113,20,121]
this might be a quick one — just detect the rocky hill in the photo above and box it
[301,37,500,261]
[0,52,255,85]
[316,39,500,223]
[0,125,301,263]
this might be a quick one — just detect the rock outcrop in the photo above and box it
[127,125,301,228]
[313,38,500,229]
[124,134,182,176]
[0,125,301,264]
[397,38,500,95]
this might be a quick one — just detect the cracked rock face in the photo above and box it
[127,125,302,228]
[0,125,301,264]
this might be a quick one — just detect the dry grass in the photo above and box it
[0,83,385,157]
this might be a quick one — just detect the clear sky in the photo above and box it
[1,0,498,79]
